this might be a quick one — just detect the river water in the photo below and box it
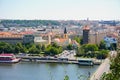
[0,62,98,80]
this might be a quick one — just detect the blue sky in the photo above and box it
[0,0,120,20]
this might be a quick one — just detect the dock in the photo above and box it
[17,56,102,65]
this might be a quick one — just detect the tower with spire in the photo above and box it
[64,27,68,39]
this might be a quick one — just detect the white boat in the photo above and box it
[0,54,21,63]
[78,59,94,66]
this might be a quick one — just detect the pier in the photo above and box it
[17,56,79,64]
[16,56,101,65]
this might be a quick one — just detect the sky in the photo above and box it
[0,0,120,20]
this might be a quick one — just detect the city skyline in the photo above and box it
[0,0,120,20]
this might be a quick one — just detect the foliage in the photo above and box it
[82,44,98,53]
[1,20,82,27]
[0,42,45,54]
[74,36,80,44]
[45,43,63,55]
[74,36,83,45]
[15,43,27,53]
[0,42,63,55]
[96,50,109,59]
[110,43,117,50]
[76,44,108,59]
[0,42,14,53]
[1,20,61,27]
[101,52,120,80]
[99,40,107,50]
[67,44,73,50]
[64,75,69,80]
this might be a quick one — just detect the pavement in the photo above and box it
[90,58,110,80]
[57,50,76,59]
[90,51,117,80]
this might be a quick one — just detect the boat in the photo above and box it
[0,54,21,63]
[78,59,94,66]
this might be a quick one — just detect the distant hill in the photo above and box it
[0,20,82,27]
[0,20,61,27]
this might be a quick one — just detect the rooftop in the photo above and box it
[83,25,90,30]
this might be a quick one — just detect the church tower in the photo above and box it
[64,27,68,39]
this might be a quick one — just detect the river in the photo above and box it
[0,62,98,80]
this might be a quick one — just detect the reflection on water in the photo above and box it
[0,62,98,80]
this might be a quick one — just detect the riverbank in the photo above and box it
[17,56,102,66]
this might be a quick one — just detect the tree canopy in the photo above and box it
[45,43,63,55]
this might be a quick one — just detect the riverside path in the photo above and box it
[90,58,110,80]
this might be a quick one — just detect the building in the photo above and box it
[23,35,34,43]
[83,25,90,44]
[89,31,107,44]
[0,32,23,44]
[0,32,47,44]
[54,27,71,46]
[34,36,47,44]
[64,27,68,39]
[104,34,117,48]
[23,34,47,44]
[71,40,80,48]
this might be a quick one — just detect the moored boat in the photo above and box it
[0,54,21,63]
[78,59,94,66]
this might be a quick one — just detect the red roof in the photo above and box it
[83,25,90,30]
[0,54,14,56]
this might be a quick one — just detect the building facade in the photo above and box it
[0,32,23,44]
[83,25,90,44]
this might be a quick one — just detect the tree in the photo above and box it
[41,45,45,51]
[15,43,27,53]
[74,36,80,43]
[28,44,41,54]
[96,50,109,59]
[67,44,73,50]
[64,75,69,80]
[45,43,63,55]
[83,44,98,53]
[74,36,83,45]
[76,46,85,56]
[0,42,15,53]
[99,40,107,50]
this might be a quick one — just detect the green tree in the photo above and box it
[64,75,69,80]
[45,43,63,55]
[96,50,109,59]
[67,44,73,50]
[74,36,80,43]
[0,42,14,53]
[99,40,107,50]
[76,46,85,56]
[74,36,83,45]
[41,44,45,51]
[28,44,41,54]
[83,44,98,53]
[15,43,26,53]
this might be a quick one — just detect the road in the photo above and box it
[90,51,117,80]
[90,58,110,80]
